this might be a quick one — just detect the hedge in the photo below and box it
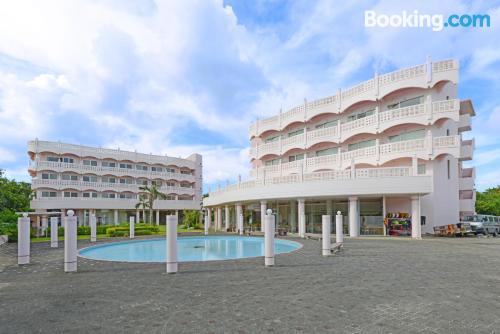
[106,224,159,237]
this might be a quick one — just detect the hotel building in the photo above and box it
[204,58,475,237]
[28,140,202,226]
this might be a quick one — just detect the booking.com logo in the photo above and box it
[365,10,491,31]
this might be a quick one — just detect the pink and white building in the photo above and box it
[28,140,202,227]
[204,58,475,237]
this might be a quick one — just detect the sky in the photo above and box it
[0,0,499,193]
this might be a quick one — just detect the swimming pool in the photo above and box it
[79,236,302,262]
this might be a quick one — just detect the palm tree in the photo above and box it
[135,194,150,224]
[139,183,167,225]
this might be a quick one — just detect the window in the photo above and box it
[61,157,74,164]
[151,166,163,172]
[119,163,132,169]
[166,181,176,187]
[102,193,116,199]
[288,154,304,162]
[346,109,375,122]
[446,129,450,136]
[83,192,98,198]
[288,128,304,137]
[181,183,192,188]
[82,175,97,182]
[119,178,133,184]
[348,139,376,151]
[102,161,116,168]
[41,173,57,180]
[417,164,426,175]
[166,195,176,200]
[265,158,281,166]
[83,159,98,166]
[62,174,78,181]
[315,147,338,157]
[137,179,148,185]
[315,120,338,129]
[265,135,280,143]
[136,164,148,171]
[447,160,450,180]
[47,156,59,162]
[181,170,191,175]
[388,129,425,143]
[119,193,135,199]
[152,180,162,186]
[102,177,116,183]
[41,191,57,197]
[64,192,78,198]
[387,96,424,110]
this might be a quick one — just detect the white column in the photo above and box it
[349,196,359,237]
[207,208,212,228]
[217,207,222,231]
[129,216,135,239]
[224,205,230,231]
[50,216,59,248]
[64,210,77,272]
[260,201,267,232]
[136,210,140,225]
[114,209,119,226]
[17,213,30,265]
[412,155,418,175]
[336,211,344,244]
[60,209,66,228]
[411,195,422,240]
[322,215,331,256]
[204,214,209,235]
[290,200,297,233]
[298,199,305,238]
[41,216,48,236]
[90,213,97,242]
[236,203,242,234]
[166,215,178,274]
[156,210,160,226]
[264,209,275,267]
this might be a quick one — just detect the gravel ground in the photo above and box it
[1,235,500,334]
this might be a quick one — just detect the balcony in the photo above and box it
[460,139,474,161]
[459,198,475,214]
[205,166,432,206]
[249,59,459,138]
[28,161,195,181]
[459,176,474,191]
[30,197,200,210]
[31,179,195,195]
[458,113,471,133]
[250,135,460,178]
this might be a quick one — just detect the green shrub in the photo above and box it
[106,224,159,237]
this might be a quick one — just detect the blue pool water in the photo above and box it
[79,236,301,262]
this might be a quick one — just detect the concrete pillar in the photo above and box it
[264,209,275,267]
[129,216,135,239]
[349,196,359,237]
[60,210,66,228]
[64,210,77,272]
[50,216,59,248]
[258,201,267,232]
[207,208,212,228]
[36,215,41,237]
[336,211,344,244]
[217,207,222,231]
[90,213,97,242]
[166,215,178,274]
[114,209,119,226]
[156,210,160,226]
[298,199,305,238]
[236,203,242,234]
[17,213,30,265]
[290,200,297,233]
[136,210,140,225]
[225,205,230,231]
[41,216,48,236]
[204,214,209,235]
[322,215,331,256]
[239,214,244,235]
[411,195,422,239]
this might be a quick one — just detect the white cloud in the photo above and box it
[0,147,16,164]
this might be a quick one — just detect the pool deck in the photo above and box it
[1,235,500,333]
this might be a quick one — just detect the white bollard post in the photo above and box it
[336,211,344,244]
[64,210,77,272]
[41,216,48,237]
[204,215,209,235]
[129,216,135,239]
[50,216,58,248]
[264,209,275,267]
[322,215,331,256]
[17,213,30,265]
[166,215,178,274]
[90,214,97,242]
[239,214,244,235]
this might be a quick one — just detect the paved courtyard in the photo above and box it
[1,235,500,334]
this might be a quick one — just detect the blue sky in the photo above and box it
[0,0,499,193]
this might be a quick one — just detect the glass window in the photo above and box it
[62,157,74,163]
[288,128,304,137]
[315,147,338,157]
[265,135,280,143]
[42,191,57,197]
[181,170,191,175]
[42,173,57,180]
[64,192,78,198]
[120,163,132,169]
[166,167,176,173]
[315,120,338,129]
[102,161,116,168]
[102,177,116,183]
[166,181,176,187]
[348,139,376,151]
[82,175,97,182]
[151,166,163,172]
[346,109,375,122]
[265,158,281,166]
[387,95,424,110]
[388,129,425,143]
[83,160,98,166]
[62,174,78,181]
[47,156,59,162]
[288,154,304,162]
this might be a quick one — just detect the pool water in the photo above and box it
[79,236,301,262]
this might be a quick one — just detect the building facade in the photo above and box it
[28,140,202,227]
[204,58,475,237]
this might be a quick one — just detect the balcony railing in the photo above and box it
[249,98,460,159]
[249,59,458,137]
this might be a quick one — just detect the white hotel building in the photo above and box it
[28,140,202,226]
[204,59,475,237]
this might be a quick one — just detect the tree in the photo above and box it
[476,186,500,216]
[135,194,150,224]
[138,183,167,225]
[182,210,201,229]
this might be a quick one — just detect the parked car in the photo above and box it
[469,221,485,236]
